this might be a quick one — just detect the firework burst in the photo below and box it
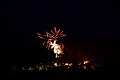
[37,26,66,58]
[37,27,66,50]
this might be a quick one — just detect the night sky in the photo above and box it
[1,0,119,66]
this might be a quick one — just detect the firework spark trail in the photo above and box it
[37,27,66,58]
[37,33,45,39]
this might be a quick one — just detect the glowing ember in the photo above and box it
[69,63,73,66]
[83,66,86,69]
[91,66,95,69]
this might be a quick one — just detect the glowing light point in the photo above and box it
[83,61,90,64]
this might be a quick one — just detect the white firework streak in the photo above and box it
[50,40,63,58]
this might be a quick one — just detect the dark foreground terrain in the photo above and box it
[4,66,110,80]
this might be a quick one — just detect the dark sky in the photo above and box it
[1,0,119,65]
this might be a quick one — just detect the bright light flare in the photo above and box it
[54,63,57,67]
[65,63,72,66]
[83,61,90,64]
[65,63,69,66]
[50,40,64,58]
